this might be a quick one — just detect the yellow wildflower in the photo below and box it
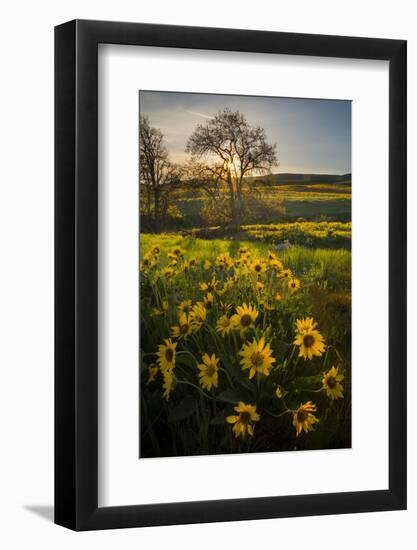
[216,315,233,336]
[239,337,276,379]
[322,366,344,400]
[231,303,258,335]
[226,402,260,438]
[156,339,177,372]
[294,323,326,360]
[170,312,194,339]
[197,353,219,390]
[288,278,301,294]
[293,401,319,436]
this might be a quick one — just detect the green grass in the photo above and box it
[144,181,352,230]
[242,221,351,249]
[143,219,351,250]
[140,233,351,457]
[141,234,351,291]
[139,177,352,457]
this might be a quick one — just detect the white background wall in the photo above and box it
[0,0,414,547]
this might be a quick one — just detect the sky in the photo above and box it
[139,91,351,174]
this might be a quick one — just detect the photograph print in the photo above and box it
[139,91,351,458]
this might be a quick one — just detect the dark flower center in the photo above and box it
[297,409,308,422]
[255,264,262,272]
[250,351,264,367]
[326,376,337,388]
[206,363,216,376]
[240,314,252,327]
[205,301,212,310]
[180,323,189,335]
[303,334,315,348]
[165,348,174,362]
[240,411,251,424]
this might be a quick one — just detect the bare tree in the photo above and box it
[186,108,278,227]
[184,159,225,201]
[139,116,181,230]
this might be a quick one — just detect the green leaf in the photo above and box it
[289,374,322,391]
[176,352,196,368]
[167,394,198,423]
[217,387,251,404]
[222,361,255,392]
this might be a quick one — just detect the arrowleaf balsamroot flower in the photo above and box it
[295,317,317,333]
[171,246,184,257]
[197,353,220,390]
[177,299,192,314]
[199,276,218,293]
[231,303,258,335]
[189,302,207,329]
[203,292,214,310]
[293,401,319,436]
[156,339,177,372]
[239,337,276,379]
[162,369,174,401]
[147,364,158,385]
[216,315,233,336]
[215,252,234,269]
[170,312,194,340]
[279,268,292,279]
[156,339,177,401]
[322,366,344,400]
[288,277,301,294]
[270,258,284,271]
[250,258,267,275]
[294,318,325,360]
[226,402,260,438]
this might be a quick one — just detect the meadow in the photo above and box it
[140,226,351,457]
[157,181,352,230]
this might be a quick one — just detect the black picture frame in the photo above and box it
[55,19,407,531]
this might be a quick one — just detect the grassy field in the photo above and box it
[163,181,352,228]
[140,234,351,457]
[187,221,351,249]
[141,234,351,290]
[139,176,351,458]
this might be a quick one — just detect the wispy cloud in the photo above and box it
[184,109,213,120]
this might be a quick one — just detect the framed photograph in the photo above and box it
[55,19,407,530]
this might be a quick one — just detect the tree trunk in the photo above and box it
[236,176,244,227]
[227,169,240,229]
